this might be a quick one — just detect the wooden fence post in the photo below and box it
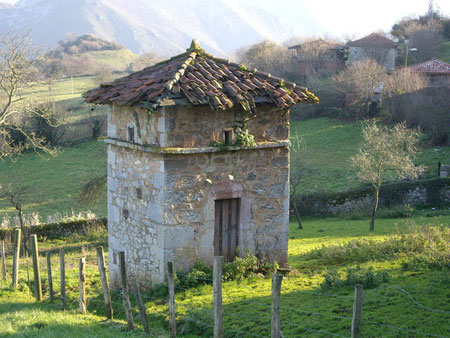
[30,234,42,301]
[1,240,6,280]
[213,256,224,338]
[351,284,364,338]
[46,251,53,302]
[119,251,134,330]
[79,257,87,314]
[12,228,21,288]
[271,274,282,338]
[134,278,150,335]
[59,248,66,310]
[96,246,113,319]
[167,262,176,338]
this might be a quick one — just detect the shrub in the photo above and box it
[321,266,390,289]
[304,225,450,269]
[174,251,279,290]
[235,130,256,148]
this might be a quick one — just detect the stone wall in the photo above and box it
[296,178,450,217]
[107,103,289,148]
[162,147,290,274]
[348,46,396,72]
[106,103,291,288]
[428,74,450,88]
[107,144,167,287]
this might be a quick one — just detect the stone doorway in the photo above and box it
[214,198,240,261]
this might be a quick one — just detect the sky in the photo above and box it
[1,0,450,39]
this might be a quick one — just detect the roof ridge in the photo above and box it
[85,39,319,110]
[147,52,198,110]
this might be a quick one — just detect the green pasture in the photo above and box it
[0,215,448,337]
[0,117,449,220]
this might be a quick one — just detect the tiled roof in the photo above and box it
[288,39,347,51]
[347,33,398,48]
[84,40,318,111]
[408,58,450,74]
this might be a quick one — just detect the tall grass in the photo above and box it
[304,225,450,268]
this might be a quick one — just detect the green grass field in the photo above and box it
[292,118,449,194]
[90,49,138,71]
[0,215,448,337]
[1,117,448,221]
[438,41,450,63]
[0,141,107,220]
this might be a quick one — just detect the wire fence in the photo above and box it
[1,237,449,337]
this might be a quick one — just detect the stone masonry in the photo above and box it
[106,103,290,287]
[84,41,318,288]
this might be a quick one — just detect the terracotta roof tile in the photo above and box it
[288,39,348,50]
[84,39,319,111]
[408,58,450,74]
[347,33,398,48]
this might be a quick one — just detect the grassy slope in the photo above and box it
[292,117,450,194]
[438,41,450,63]
[0,216,448,336]
[90,49,138,71]
[0,141,107,220]
[1,118,449,220]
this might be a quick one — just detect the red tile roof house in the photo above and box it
[84,40,318,287]
[347,33,398,73]
[408,58,450,88]
[288,39,348,77]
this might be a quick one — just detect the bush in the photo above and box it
[321,266,390,289]
[304,225,450,268]
[0,217,107,242]
[174,251,279,290]
[294,178,450,217]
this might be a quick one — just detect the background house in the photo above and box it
[288,39,347,77]
[347,33,398,72]
[85,40,318,287]
[408,58,450,87]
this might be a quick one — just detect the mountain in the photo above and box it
[0,0,323,56]
[0,2,12,8]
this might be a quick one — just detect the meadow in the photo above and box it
[0,62,449,337]
[0,216,449,337]
[1,117,448,221]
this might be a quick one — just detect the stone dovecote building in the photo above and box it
[84,40,318,287]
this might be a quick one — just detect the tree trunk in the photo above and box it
[370,188,380,231]
[292,200,303,230]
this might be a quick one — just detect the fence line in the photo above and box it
[372,284,450,315]
[1,242,449,338]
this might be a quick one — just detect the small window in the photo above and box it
[122,209,129,219]
[128,126,135,143]
[136,188,142,199]
[224,129,233,145]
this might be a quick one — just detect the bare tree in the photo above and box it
[332,59,386,117]
[236,40,289,77]
[127,52,163,73]
[383,68,427,98]
[351,121,421,231]
[408,21,444,62]
[0,30,63,159]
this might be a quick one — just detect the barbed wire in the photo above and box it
[283,320,348,337]
[372,284,450,315]
[363,319,448,338]
[281,304,353,321]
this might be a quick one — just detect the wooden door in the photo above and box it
[214,199,239,262]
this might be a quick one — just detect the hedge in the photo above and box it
[295,178,450,217]
[0,217,107,243]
